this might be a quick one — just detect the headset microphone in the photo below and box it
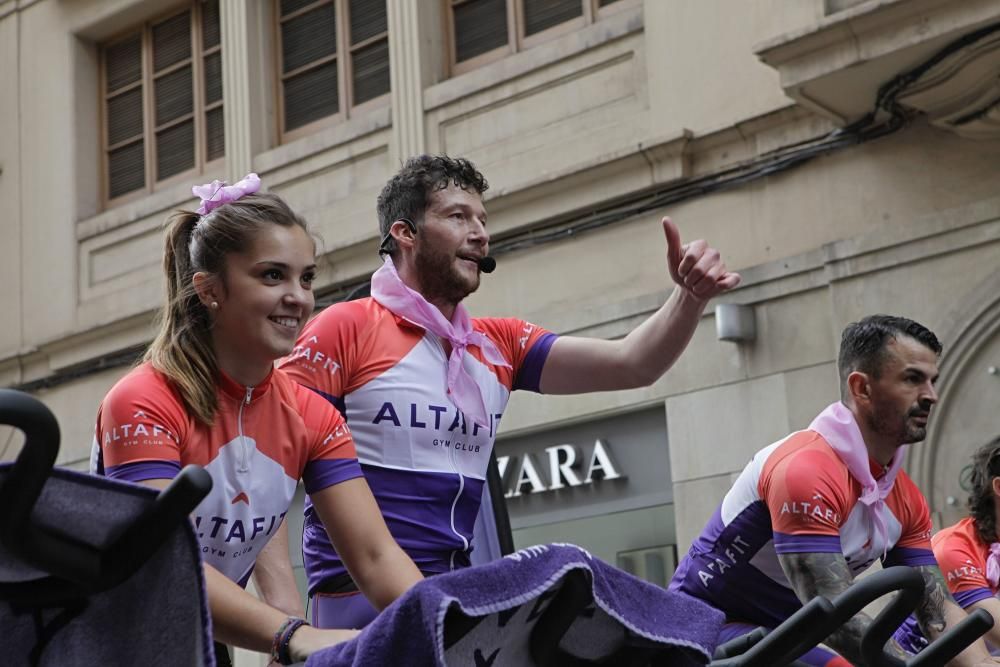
[478,256,496,274]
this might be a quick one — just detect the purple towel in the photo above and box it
[0,465,214,666]
[307,543,723,666]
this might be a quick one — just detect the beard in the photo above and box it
[414,242,479,306]
[868,398,929,444]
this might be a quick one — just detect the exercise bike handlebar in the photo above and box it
[710,566,993,667]
[0,389,212,592]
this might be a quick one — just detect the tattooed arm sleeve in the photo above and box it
[913,563,997,667]
[914,563,952,639]
[778,552,910,665]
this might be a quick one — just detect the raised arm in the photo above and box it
[779,551,910,666]
[539,217,740,394]
[309,476,423,610]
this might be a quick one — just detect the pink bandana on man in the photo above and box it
[809,401,908,554]
[370,256,511,427]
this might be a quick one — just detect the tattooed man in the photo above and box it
[670,315,999,667]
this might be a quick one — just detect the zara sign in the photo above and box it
[496,439,622,498]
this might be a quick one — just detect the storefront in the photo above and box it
[496,406,677,587]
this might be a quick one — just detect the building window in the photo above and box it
[101,0,224,205]
[276,0,390,141]
[447,0,630,75]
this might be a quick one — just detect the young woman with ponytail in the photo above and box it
[90,174,422,665]
[894,435,1000,654]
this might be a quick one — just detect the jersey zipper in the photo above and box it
[236,385,253,473]
[432,333,470,569]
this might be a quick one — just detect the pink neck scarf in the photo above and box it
[370,257,510,427]
[809,401,908,555]
[986,543,1000,589]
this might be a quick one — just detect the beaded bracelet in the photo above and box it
[270,616,309,666]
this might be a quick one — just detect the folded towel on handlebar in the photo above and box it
[306,542,723,667]
[0,465,214,666]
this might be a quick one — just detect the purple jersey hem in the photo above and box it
[773,532,843,554]
[105,459,182,482]
[883,547,937,568]
[514,332,558,393]
[303,459,364,494]
[955,586,994,608]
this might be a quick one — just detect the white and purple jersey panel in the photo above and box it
[90,363,361,587]
[279,297,556,595]
[669,429,936,629]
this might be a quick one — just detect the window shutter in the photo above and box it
[108,142,146,199]
[105,35,142,92]
[204,52,222,105]
[349,0,389,105]
[352,40,389,105]
[155,68,194,125]
[349,0,386,44]
[523,0,582,36]
[206,107,225,161]
[202,0,221,50]
[202,0,224,162]
[153,12,192,70]
[281,4,337,73]
[107,88,144,146]
[104,33,145,200]
[285,63,340,131]
[281,2,339,131]
[153,11,195,180]
[280,0,317,15]
[453,0,508,63]
[157,121,196,180]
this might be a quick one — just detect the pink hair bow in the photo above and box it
[192,173,261,215]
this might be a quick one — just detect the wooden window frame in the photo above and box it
[446,0,639,77]
[100,1,224,210]
[274,0,390,145]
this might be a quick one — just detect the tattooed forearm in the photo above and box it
[779,552,854,600]
[778,552,895,666]
[914,565,951,638]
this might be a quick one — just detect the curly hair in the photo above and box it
[837,314,942,400]
[967,435,1000,544]
[376,155,488,256]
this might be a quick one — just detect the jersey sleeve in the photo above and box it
[299,387,363,495]
[761,443,852,555]
[474,318,557,393]
[883,473,936,568]
[932,531,993,608]
[95,368,187,483]
[279,301,370,413]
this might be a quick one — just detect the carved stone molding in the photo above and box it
[755,0,1000,137]
[896,30,1000,138]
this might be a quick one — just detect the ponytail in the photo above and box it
[145,212,220,425]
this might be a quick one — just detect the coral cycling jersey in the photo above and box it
[279,297,556,595]
[894,517,998,652]
[669,429,936,629]
[90,362,362,586]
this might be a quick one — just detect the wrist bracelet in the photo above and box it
[270,616,309,666]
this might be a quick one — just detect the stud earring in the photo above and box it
[210,301,219,310]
